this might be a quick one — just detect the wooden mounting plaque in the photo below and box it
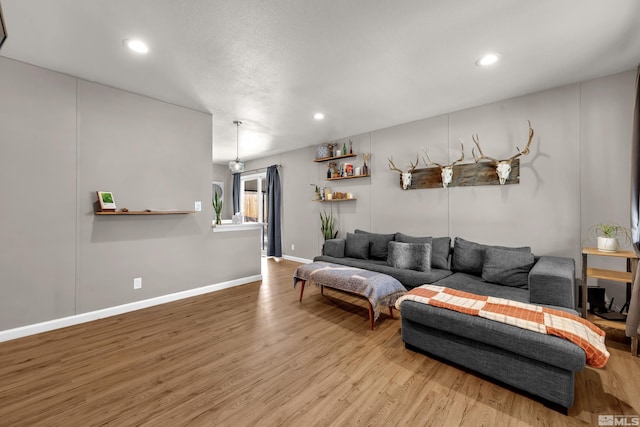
[402,159,520,189]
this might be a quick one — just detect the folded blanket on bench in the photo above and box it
[395,284,609,368]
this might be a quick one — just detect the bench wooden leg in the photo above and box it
[389,306,394,319]
[321,285,324,296]
[299,280,306,302]
[368,303,374,330]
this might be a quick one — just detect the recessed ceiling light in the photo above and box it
[476,53,500,67]
[123,39,149,54]
[313,113,325,120]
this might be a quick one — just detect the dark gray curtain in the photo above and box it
[266,165,282,257]
[628,64,640,339]
[232,173,241,214]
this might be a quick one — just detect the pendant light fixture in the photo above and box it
[228,120,245,174]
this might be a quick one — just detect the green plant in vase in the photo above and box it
[320,210,338,241]
[212,191,223,225]
[585,223,632,252]
[310,183,321,200]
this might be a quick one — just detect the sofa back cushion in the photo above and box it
[354,229,396,260]
[396,233,450,270]
[387,241,432,272]
[345,232,370,259]
[481,247,535,288]
[451,237,531,276]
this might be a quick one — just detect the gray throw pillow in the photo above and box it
[323,239,345,258]
[345,232,369,259]
[452,237,531,276]
[354,229,396,260]
[482,247,535,288]
[387,241,432,272]
[396,233,450,270]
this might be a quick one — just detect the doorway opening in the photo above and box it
[240,172,268,254]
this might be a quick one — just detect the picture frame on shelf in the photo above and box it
[96,191,116,211]
[316,144,328,159]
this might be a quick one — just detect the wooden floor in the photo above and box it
[0,258,639,426]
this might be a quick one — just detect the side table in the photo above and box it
[581,247,639,356]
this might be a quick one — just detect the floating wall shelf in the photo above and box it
[313,199,357,202]
[314,153,357,163]
[95,210,195,215]
[325,174,369,181]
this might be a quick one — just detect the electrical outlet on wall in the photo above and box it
[291,244,295,251]
[133,277,142,289]
[195,201,202,211]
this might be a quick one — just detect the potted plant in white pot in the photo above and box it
[586,223,632,252]
[212,192,223,225]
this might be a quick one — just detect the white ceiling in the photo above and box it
[1,1,639,163]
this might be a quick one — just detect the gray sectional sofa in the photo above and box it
[314,230,582,410]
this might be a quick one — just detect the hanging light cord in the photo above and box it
[234,120,242,161]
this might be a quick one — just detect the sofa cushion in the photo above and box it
[387,241,432,272]
[396,233,450,270]
[451,237,531,276]
[323,239,345,258]
[354,229,395,260]
[345,233,369,259]
[482,247,535,288]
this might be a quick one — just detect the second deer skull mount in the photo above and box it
[472,120,534,185]
[388,155,419,190]
[423,141,465,188]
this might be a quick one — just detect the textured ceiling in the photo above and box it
[1,1,639,163]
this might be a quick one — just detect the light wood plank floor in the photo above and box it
[0,258,639,426]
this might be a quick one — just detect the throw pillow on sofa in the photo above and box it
[345,232,369,259]
[354,229,396,260]
[482,247,535,288]
[451,237,531,276]
[396,233,450,270]
[387,241,432,272]
[323,239,345,258]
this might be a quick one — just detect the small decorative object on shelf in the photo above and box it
[349,139,353,154]
[342,142,347,156]
[328,143,336,158]
[362,153,370,176]
[121,208,129,212]
[328,161,338,178]
[310,184,321,200]
[97,191,116,211]
[316,144,328,159]
[344,163,354,176]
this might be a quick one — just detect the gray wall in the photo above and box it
[0,57,261,330]
[247,70,636,307]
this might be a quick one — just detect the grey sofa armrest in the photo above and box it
[323,239,345,257]
[529,256,576,310]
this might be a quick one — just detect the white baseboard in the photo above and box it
[0,274,262,343]
[283,255,313,264]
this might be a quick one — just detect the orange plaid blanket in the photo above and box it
[395,285,609,368]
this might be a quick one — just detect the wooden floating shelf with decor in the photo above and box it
[325,174,370,181]
[313,198,357,202]
[95,210,195,215]
[314,153,357,163]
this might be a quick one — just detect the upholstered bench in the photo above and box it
[293,261,407,329]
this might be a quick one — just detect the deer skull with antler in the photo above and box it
[388,155,419,190]
[423,141,465,188]
[472,121,534,185]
